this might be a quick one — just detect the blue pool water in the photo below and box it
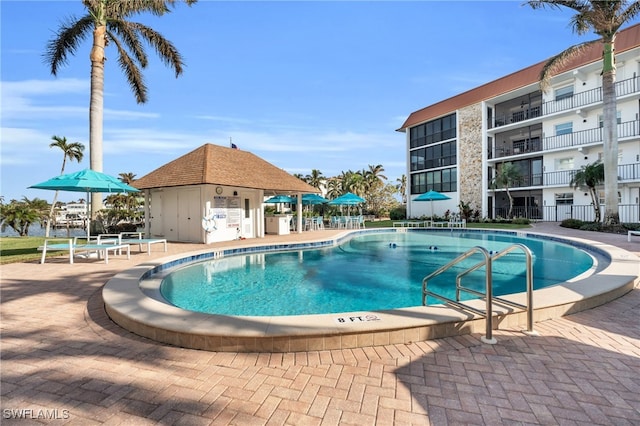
[160,231,595,316]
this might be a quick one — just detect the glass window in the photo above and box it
[598,111,622,127]
[555,157,574,171]
[555,193,574,205]
[410,148,426,171]
[410,113,456,148]
[555,122,573,136]
[597,190,621,204]
[555,85,574,101]
[411,173,426,195]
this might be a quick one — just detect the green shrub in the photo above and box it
[579,222,602,232]
[389,206,406,220]
[622,223,640,231]
[511,217,530,225]
[560,219,584,229]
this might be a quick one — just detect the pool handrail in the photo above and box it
[422,243,535,344]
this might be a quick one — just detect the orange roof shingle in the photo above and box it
[398,23,640,131]
[133,143,317,193]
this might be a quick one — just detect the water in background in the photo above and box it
[1,225,88,238]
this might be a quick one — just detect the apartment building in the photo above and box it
[398,23,640,222]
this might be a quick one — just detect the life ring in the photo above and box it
[202,214,217,233]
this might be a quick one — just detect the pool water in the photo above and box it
[160,231,594,316]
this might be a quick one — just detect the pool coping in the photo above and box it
[102,228,640,352]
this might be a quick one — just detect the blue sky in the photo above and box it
[2,0,632,203]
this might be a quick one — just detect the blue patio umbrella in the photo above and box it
[302,193,329,205]
[328,192,365,216]
[414,190,451,219]
[29,168,140,237]
[328,192,365,206]
[30,168,139,193]
[264,195,295,204]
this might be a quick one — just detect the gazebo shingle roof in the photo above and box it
[133,143,317,194]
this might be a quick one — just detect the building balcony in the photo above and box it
[490,120,640,160]
[489,76,640,129]
[489,162,640,189]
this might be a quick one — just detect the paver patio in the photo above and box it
[1,223,639,425]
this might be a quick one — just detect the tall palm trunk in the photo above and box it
[505,187,514,218]
[588,186,602,222]
[89,22,106,219]
[601,38,619,225]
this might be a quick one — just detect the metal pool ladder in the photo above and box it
[421,243,538,344]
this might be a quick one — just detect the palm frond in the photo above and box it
[108,21,149,68]
[538,40,598,92]
[107,33,148,103]
[43,15,94,76]
[130,22,185,77]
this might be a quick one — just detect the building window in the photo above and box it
[555,85,574,101]
[598,111,622,127]
[411,141,456,171]
[409,113,456,148]
[555,122,573,136]
[555,193,574,205]
[597,150,623,162]
[555,157,574,171]
[411,173,426,194]
[411,168,457,194]
[597,190,621,205]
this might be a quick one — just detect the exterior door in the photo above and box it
[178,188,201,242]
[149,190,164,238]
[242,197,254,238]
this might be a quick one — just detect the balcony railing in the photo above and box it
[544,120,639,151]
[490,76,640,129]
[493,204,639,223]
[542,203,640,223]
[491,120,639,159]
[489,162,640,189]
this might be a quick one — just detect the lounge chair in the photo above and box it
[117,232,167,255]
[38,237,130,264]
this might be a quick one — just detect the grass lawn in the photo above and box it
[0,236,95,265]
[0,222,533,265]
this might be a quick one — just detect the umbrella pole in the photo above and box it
[86,190,91,240]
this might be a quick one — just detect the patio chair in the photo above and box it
[38,237,130,264]
[118,232,168,255]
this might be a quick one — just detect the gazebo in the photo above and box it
[133,143,317,243]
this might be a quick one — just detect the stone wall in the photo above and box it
[458,103,483,214]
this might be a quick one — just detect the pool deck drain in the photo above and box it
[103,227,639,352]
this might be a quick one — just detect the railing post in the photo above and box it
[480,248,497,344]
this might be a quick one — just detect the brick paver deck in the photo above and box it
[1,223,639,425]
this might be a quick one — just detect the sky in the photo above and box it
[2,0,636,203]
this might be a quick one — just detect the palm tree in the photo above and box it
[45,135,85,237]
[340,170,367,197]
[325,177,342,200]
[571,161,605,222]
[492,162,523,218]
[526,0,640,225]
[364,164,387,194]
[0,198,48,236]
[44,0,197,219]
[305,169,325,191]
[118,172,136,184]
[396,174,407,204]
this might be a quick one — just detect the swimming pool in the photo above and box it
[159,231,595,316]
[103,228,638,352]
